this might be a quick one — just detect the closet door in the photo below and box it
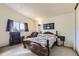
[76,4,79,54]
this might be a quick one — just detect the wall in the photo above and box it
[0,4,75,48]
[76,4,79,54]
[40,12,75,47]
[0,4,36,47]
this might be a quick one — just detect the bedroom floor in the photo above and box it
[0,44,77,56]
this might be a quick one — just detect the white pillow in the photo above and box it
[37,34,46,37]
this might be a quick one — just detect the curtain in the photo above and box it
[9,32,21,45]
[24,23,29,31]
[6,19,13,31]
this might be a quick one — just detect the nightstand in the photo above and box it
[57,36,65,46]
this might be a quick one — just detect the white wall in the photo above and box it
[0,4,75,49]
[40,12,75,47]
[0,4,36,47]
[76,4,79,54]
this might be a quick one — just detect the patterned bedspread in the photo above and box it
[24,34,57,48]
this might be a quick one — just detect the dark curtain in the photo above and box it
[9,32,21,45]
[6,19,13,31]
[24,23,29,31]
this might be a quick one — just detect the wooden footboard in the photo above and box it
[22,40,49,56]
[22,40,31,48]
[46,40,50,56]
[29,44,48,56]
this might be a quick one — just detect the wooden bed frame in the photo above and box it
[22,31,58,56]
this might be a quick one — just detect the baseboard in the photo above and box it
[0,44,9,48]
[0,43,22,48]
[75,49,79,56]
[63,46,73,50]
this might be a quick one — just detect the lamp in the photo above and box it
[38,24,42,34]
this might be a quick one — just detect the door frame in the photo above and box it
[74,3,79,55]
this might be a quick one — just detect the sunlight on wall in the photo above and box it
[35,18,42,24]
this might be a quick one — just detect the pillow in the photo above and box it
[38,34,56,38]
[45,34,55,37]
[37,34,46,37]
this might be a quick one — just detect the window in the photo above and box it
[6,19,28,32]
[20,23,25,31]
[43,23,55,30]
[12,21,19,31]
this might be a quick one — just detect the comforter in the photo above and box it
[24,34,57,48]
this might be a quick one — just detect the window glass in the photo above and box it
[20,23,25,31]
[12,21,20,32]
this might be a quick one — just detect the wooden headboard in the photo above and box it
[43,32,54,35]
[56,31,58,36]
[43,31,58,35]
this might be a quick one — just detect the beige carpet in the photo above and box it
[0,44,77,56]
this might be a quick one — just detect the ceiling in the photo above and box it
[5,3,76,21]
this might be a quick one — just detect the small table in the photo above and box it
[57,36,65,46]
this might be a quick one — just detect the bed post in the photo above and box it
[56,31,58,36]
[47,40,49,56]
[56,31,58,45]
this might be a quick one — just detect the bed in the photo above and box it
[22,31,58,56]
